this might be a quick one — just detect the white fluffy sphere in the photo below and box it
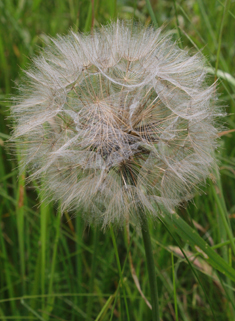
[11,21,221,227]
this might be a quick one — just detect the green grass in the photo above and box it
[1,0,235,320]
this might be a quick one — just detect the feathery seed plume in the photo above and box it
[11,21,221,227]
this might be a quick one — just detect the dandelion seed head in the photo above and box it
[11,21,222,228]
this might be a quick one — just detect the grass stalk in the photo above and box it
[0,217,16,313]
[141,214,160,321]
[39,196,49,314]
[110,226,130,321]
[173,0,182,48]
[215,0,231,77]
[86,227,100,320]
[45,210,61,316]
[212,179,235,257]
[171,253,178,321]
[75,215,83,308]
[146,0,158,28]
[16,169,26,295]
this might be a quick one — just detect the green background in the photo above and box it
[0,0,235,320]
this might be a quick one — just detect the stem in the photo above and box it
[171,253,178,321]
[212,169,235,257]
[146,0,158,28]
[86,227,99,320]
[141,214,160,321]
[76,215,83,307]
[110,226,130,321]
[48,211,61,298]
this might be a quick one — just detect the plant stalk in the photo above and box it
[141,214,160,321]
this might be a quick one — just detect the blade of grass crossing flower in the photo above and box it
[160,211,235,281]
[171,253,178,321]
[110,226,130,321]
[146,0,158,28]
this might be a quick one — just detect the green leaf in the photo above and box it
[160,212,235,281]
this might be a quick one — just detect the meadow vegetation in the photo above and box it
[0,0,235,320]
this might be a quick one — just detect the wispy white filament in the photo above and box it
[11,21,221,227]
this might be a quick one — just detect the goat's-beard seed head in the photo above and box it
[11,21,222,228]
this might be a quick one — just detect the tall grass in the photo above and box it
[0,0,235,320]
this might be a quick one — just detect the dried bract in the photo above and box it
[11,21,221,227]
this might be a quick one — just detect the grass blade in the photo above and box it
[146,0,158,28]
[171,253,178,321]
[160,211,235,281]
